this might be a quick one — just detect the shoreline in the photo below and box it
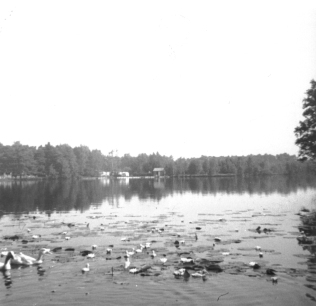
[0,173,300,182]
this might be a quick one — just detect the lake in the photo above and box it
[0,176,316,306]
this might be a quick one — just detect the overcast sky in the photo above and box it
[0,1,316,158]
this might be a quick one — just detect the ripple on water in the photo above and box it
[1,183,316,305]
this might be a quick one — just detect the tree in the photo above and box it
[73,146,91,176]
[147,152,162,171]
[4,142,36,178]
[208,157,219,176]
[85,149,103,177]
[0,143,6,173]
[201,156,210,174]
[174,158,189,176]
[43,143,59,178]
[133,154,149,175]
[120,154,133,173]
[295,80,316,161]
[55,144,79,178]
[34,146,46,177]
[187,158,203,175]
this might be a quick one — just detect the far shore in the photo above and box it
[0,172,296,181]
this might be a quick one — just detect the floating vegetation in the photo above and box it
[1,191,316,306]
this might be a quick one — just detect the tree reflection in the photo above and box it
[297,210,316,288]
[0,175,315,214]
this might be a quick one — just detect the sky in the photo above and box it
[0,1,316,159]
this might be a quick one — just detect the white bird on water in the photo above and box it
[82,263,90,273]
[160,254,167,264]
[0,251,15,271]
[87,253,95,259]
[271,276,278,283]
[126,249,135,257]
[180,257,194,264]
[173,268,190,277]
[106,248,112,255]
[150,250,157,259]
[249,261,260,269]
[129,268,138,274]
[135,246,144,253]
[124,256,131,269]
[191,269,207,278]
[2,248,51,266]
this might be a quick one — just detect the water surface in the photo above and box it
[0,176,316,305]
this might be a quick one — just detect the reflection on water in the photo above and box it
[297,212,316,293]
[0,176,316,305]
[168,175,316,195]
[2,271,12,289]
[0,176,315,214]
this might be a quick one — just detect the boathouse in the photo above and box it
[153,168,165,178]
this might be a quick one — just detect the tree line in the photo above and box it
[0,141,314,179]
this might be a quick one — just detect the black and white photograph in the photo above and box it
[0,1,316,305]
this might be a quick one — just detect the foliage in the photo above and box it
[0,142,36,178]
[295,80,316,161]
[0,142,314,179]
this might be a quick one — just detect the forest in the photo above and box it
[0,142,314,179]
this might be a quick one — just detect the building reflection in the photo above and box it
[0,176,315,215]
[99,177,130,186]
[154,179,165,189]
